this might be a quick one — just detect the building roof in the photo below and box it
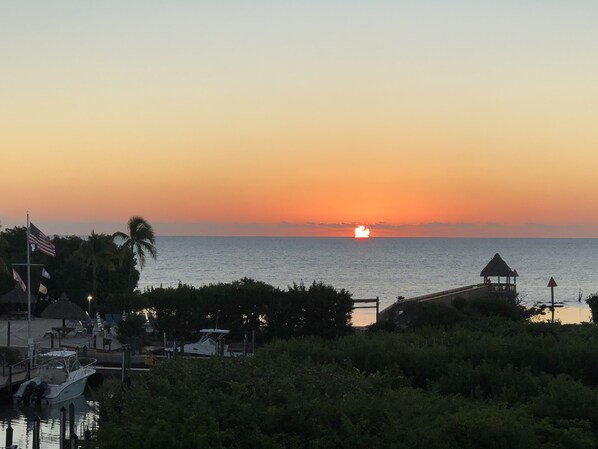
[480,253,517,277]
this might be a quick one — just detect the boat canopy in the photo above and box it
[43,350,78,358]
[199,329,230,334]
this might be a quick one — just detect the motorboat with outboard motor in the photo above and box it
[14,350,96,405]
[165,328,234,357]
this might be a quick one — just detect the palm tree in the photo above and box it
[0,234,9,275]
[76,231,118,297]
[0,223,11,275]
[113,216,158,292]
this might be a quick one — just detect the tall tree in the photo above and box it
[0,222,8,275]
[0,226,28,295]
[76,231,118,297]
[0,224,12,293]
[113,216,157,292]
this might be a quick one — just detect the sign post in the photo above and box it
[547,277,558,323]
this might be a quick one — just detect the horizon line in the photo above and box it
[3,218,598,239]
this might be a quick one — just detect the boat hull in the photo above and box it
[45,369,95,404]
[14,368,96,405]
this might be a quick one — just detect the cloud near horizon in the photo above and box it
[2,218,597,238]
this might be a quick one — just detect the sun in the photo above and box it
[354,225,371,239]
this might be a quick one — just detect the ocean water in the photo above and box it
[140,237,598,324]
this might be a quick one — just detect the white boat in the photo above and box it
[14,350,96,405]
[166,328,232,357]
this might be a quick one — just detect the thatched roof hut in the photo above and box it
[41,292,87,327]
[480,253,518,285]
[0,288,36,309]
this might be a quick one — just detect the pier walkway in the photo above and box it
[378,282,516,322]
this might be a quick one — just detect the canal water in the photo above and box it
[0,395,97,449]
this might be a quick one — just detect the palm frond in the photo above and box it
[138,240,158,259]
[113,231,129,243]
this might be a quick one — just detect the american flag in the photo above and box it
[29,223,56,257]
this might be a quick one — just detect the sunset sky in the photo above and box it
[2,2,598,237]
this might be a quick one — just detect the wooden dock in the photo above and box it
[0,347,156,399]
[378,282,517,322]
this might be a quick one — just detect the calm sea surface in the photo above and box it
[140,237,598,324]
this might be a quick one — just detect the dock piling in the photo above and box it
[121,344,131,385]
[60,406,67,449]
[69,402,75,437]
[33,417,40,449]
[5,423,13,448]
[84,427,91,448]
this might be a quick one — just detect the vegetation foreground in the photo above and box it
[99,318,598,449]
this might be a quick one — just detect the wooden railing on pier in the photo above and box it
[0,356,33,396]
[352,297,380,323]
[397,284,487,304]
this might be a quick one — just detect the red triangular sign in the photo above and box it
[547,277,558,287]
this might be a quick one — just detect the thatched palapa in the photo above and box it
[41,292,87,328]
[0,287,36,308]
[480,253,516,277]
[480,253,518,286]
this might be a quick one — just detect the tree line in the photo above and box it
[140,279,353,343]
[1,219,354,343]
[0,216,157,314]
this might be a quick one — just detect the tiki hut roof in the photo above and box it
[0,287,36,306]
[480,253,517,277]
[41,292,87,322]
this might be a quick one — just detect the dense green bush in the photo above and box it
[398,301,464,328]
[145,279,353,342]
[116,314,146,344]
[586,293,598,323]
[98,319,598,448]
[379,295,532,332]
[103,292,147,315]
[467,295,526,319]
[266,281,353,340]
[145,283,204,339]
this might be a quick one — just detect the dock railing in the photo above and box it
[3,355,34,396]
[395,284,486,305]
[352,297,380,323]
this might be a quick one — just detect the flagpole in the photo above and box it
[26,212,32,357]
